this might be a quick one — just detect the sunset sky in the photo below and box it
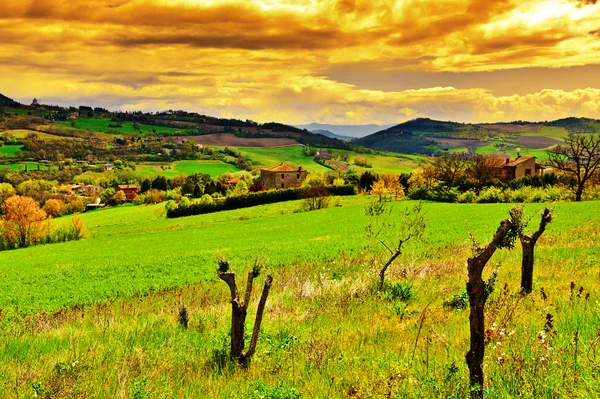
[2,0,600,125]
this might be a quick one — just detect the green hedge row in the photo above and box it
[166,185,356,218]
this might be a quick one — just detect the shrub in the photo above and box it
[457,190,477,203]
[476,187,503,203]
[44,199,64,217]
[383,282,413,302]
[443,290,468,310]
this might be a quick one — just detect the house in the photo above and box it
[85,154,98,163]
[117,184,139,200]
[260,164,307,189]
[82,185,103,197]
[102,163,113,171]
[69,184,84,194]
[493,156,544,182]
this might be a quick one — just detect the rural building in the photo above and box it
[82,185,103,197]
[102,164,113,171]
[117,184,139,200]
[69,184,84,194]
[85,154,98,163]
[260,164,308,189]
[493,156,544,182]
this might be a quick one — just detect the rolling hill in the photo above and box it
[0,93,19,107]
[295,122,395,138]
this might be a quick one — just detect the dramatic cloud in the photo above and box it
[2,0,600,124]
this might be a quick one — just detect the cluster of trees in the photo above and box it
[0,195,86,250]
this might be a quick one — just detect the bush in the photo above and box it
[443,290,468,310]
[457,190,477,203]
[476,187,503,203]
[44,199,64,217]
[383,282,413,302]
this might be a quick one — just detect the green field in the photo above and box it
[57,118,185,135]
[523,126,569,141]
[3,129,69,141]
[0,198,598,397]
[136,160,240,178]
[0,145,23,156]
[475,143,550,160]
[1,198,597,314]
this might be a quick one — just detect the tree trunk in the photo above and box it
[465,219,513,399]
[379,252,401,290]
[519,207,552,294]
[575,185,583,202]
[230,301,247,361]
[520,238,535,294]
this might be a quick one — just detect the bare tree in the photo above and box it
[514,207,553,294]
[468,154,505,189]
[217,258,273,366]
[365,201,426,290]
[547,132,600,201]
[431,153,469,187]
[465,215,518,399]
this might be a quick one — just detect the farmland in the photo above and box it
[0,198,598,397]
[135,161,240,179]
[57,118,185,135]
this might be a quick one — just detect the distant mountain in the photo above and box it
[311,129,353,141]
[353,125,438,155]
[295,123,395,138]
[0,93,19,107]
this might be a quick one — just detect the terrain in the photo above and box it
[0,198,598,397]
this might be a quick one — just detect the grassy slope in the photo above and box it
[136,161,239,179]
[238,146,331,173]
[1,198,598,314]
[0,199,598,398]
[0,145,23,156]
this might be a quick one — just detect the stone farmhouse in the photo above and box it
[260,164,308,189]
[493,156,544,182]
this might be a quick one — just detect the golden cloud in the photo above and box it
[1,0,600,123]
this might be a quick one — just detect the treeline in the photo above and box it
[166,185,356,218]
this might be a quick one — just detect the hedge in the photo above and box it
[166,185,356,218]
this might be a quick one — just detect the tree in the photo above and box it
[301,175,330,211]
[2,195,48,248]
[431,153,469,187]
[217,258,273,366]
[465,212,519,399]
[547,132,600,201]
[43,199,64,217]
[468,155,504,189]
[515,207,553,294]
[365,201,425,290]
[359,171,377,192]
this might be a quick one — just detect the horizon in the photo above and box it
[2,0,600,124]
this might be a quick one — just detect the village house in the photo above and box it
[102,163,113,171]
[493,156,544,182]
[117,184,139,200]
[260,164,308,190]
[82,185,103,197]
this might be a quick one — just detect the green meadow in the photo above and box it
[136,160,239,179]
[0,145,23,156]
[0,198,598,398]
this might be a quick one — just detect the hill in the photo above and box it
[295,122,395,138]
[0,93,19,107]
[311,129,353,141]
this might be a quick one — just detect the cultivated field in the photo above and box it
[0,199,598,397]
[135,161,239,178]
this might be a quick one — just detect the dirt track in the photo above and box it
[188,133,300,148]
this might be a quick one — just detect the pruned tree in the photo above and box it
[430,153,469,187]
[513,206,553,294]
[547,132,600,201]
[217,257,273,366]
[465,214,519,399]
[365,201,426,290]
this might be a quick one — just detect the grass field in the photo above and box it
[3,129,69,141]
[523,126,569,141]
[57,118,184,135]
[237,146,429,175]
[136,161,239,179]
[1,198,597,314]
[0,145,23,156]
[0,198,598,397]
[475,143,550,160]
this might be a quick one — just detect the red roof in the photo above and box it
[505,156,535,167]
[261,164,303,172]
[117,184,139,190]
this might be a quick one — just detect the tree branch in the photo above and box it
[245,275,273,360]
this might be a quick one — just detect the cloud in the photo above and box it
[1,0,600,124]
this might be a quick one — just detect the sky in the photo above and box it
[2,0,600,125]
